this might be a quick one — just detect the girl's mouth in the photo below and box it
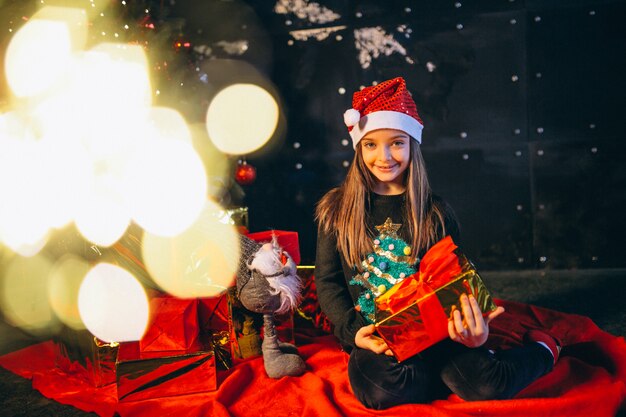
[376,164,397,172]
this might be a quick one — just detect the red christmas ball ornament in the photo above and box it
[234,160,256,185]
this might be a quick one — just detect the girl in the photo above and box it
[314,77,560,409]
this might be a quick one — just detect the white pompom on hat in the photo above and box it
[343,77,424,148]
[343,108,361,127]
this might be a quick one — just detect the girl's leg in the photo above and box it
[347,347,448,409]
[440,341,554,401]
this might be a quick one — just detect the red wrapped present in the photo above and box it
[116,340,216,402]
[375,236,497,362]
[140,291,199,352]
[198,293,230,333]
[246,230,300,265]
[198,293,232,369]
[294,266,334,335]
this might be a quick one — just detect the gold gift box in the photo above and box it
[375,254,497,362]
[227,287,295,361]
[53,325,118,387]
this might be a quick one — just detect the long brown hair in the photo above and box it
[315,139,447,267]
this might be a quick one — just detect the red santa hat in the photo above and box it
[343,77,424,148]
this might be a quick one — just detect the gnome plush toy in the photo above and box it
[236,234,306,378]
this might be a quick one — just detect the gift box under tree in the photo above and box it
[113,291,218,399]
[139,290,198,352]
[246,230,300,265]
[52,325,118,388]
[116,339,216,402]
[198,293,232,370]
[374,236,497,362]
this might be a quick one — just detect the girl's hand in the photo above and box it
[355,324,394,356]
[448,294,505,348]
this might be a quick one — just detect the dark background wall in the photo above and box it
[1,0,624,270]
[228,0,626,269]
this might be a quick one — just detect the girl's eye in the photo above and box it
[363,142,375,149]
[393,140,406,146]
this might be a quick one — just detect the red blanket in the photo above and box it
[1,300,625,417]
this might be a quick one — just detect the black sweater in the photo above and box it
[314,192,460,351]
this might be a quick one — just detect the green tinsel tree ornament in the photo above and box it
[350,218,417,323]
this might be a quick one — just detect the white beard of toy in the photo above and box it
[249,241,301,316]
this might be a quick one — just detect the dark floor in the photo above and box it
[1,268,625,417]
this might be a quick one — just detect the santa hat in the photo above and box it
[343,77,424,148]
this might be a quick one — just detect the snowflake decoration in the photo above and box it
[274,0,341,24]
[290,25,346,41]
[354,27,407,69]
[215,40,249,55]
[193,45,213,57]
[193,41,249,57]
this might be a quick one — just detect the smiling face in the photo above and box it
[360,128,411,195]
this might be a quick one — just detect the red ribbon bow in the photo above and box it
[376,236,462,314]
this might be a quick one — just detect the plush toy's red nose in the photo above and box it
[280,252,288,265]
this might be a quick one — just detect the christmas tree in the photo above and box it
[350,218,417,323]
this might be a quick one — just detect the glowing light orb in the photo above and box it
[4,235,49,258]
[0,254,59,335]
[75,192,130,247]
[60,44,151,155]
[32,6,88,51]
[87,43,152,123]
[48,255,90,329]
[147,107,192,144]
[0,139,52,252]
[206,83,279,155]
[36,138,91,229]
[127,138,207,237]
[74,148,131,246]
[5,18,73,97]
[78,263,149,343]
[142,200,239,298]
[31,91,85,148]
[189,123,230,199]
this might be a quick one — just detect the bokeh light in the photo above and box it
[5,18,72,97]
[4,236,48,259]
[127,137,207,237]
[189,123,231,200]
[142,200,239,298]
[146,107,193,144]
[87,43,152,125]
[0,253,59,336]
[36,138,92,229]
[0,139,53,254]
[65,44,151,154]
[48,255,90,329]
[0,5,241,345]
[78,263,149,343]
[0,134,86,252]
[206,83,279,155]
[32,6,88,51]
[74,185,130,247]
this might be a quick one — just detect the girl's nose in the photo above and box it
[378,146,392,160]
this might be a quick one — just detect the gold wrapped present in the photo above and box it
[53,325,118,387]
[375,236,497,362]
[227,287,295,361]
[217,206,249,234]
